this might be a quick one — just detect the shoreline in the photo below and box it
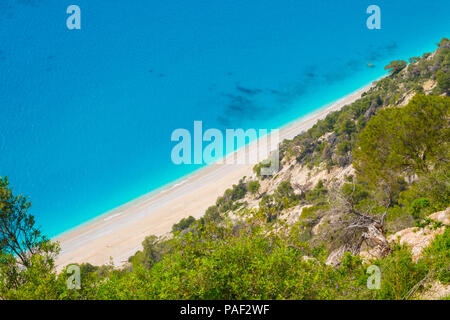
[54,79,378,269]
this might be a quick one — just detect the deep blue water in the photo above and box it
[0,0,449,237]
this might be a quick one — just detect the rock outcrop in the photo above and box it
[388,207,449,262]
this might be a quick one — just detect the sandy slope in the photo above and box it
[54,82,375,269]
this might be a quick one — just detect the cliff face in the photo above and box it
[205,40,449,298]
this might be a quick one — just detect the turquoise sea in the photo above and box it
[0,0,449,237]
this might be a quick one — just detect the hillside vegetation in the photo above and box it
[1,38,449,300]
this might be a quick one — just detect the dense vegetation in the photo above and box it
[1,38,449,300]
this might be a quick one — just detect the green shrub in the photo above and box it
[305,180,327,204]
[409,198,431,219]
[248,180,260,196]
[172,216,196,233]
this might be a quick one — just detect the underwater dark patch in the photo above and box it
[366,42,399,62]
[218,92,269,125]
[235,85,263,96]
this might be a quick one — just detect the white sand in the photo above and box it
[54,82,375,269]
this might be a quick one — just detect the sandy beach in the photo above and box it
[55,82,376,269]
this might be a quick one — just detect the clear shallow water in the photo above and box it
[0,0,449,237]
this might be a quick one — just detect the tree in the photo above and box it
[275,181,295,199]
[323,182,392,266]
[337,140,351,156]
[354,95,449,201]
[393,95,449,173]
[248,181,260,196]
[172,216,196,233]
[0,244,60,299]
[203,205,222,224]
[0,177,60,299]
[436,69,450,94]
[408,57,420,64]
[134,235,172,269]
[338,119,356,136]
[353,107,402,201]
[0,177,55,267]
[384,60,407,74]
[437,37,450,47]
